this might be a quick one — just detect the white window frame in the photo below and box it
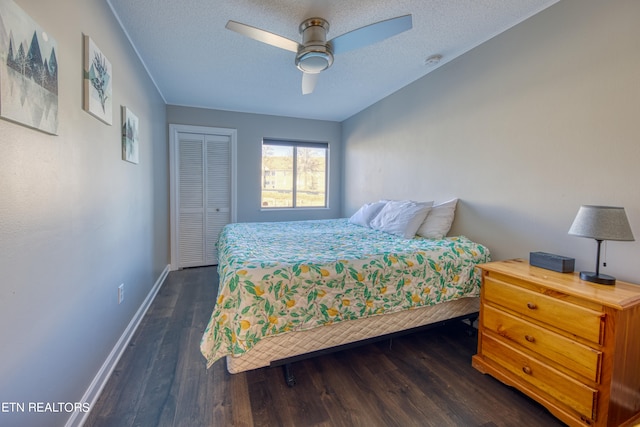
[261,138,329,210]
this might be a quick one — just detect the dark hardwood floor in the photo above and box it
[85,267,566,427]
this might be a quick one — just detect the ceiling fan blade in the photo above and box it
[329,14,412,55]
[301,72,319,95]
[226,20,300,53]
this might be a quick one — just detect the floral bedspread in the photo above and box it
[200,219,490,368]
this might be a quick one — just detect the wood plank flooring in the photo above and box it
[85,267,566,427]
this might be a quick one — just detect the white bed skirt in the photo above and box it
[226,296,479,373]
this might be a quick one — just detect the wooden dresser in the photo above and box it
[472,259,640,427]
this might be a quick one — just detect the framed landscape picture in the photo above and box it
[122,106,139,164]
[0,0,59,134]
[83,35,112,125]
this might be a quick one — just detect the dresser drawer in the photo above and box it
[483,276,604,344]
[482,333,598,421]
[483,304,602,382]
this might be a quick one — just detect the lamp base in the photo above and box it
[580,271,616,285]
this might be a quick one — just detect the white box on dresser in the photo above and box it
[472,259,640,427]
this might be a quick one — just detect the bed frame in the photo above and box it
[226,295,480,385]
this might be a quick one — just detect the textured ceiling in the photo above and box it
[107,0,559,122]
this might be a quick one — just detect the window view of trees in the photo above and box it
[261,141,327,208]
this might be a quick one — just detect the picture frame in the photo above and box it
[83,34,112,125]
[122,106,139,164]
[0,0,59,134]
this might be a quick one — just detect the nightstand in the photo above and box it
[472,259,640,427]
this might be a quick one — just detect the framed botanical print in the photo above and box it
[122,106,139,164]
[83,35,112,125]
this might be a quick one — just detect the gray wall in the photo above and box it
[342,0,640,283]
[0,0,168,426]
[167,105,342,222]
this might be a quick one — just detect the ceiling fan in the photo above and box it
[226,14,413,95]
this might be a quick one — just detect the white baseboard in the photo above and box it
[65,264,171,427]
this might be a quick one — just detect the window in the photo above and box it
[261,139,328,208]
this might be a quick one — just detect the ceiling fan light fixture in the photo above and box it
[296,48,334,73]
[296,17,333,73]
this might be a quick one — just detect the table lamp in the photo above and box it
[568,205,634,285]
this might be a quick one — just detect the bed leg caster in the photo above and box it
[464,315,479,337]
[283,363,296,387]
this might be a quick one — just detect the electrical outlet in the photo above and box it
[118,283,125,304]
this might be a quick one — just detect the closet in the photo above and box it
[169,125,236,269]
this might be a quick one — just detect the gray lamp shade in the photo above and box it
[568,205,635,241]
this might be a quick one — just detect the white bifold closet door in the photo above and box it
[172,128,235,268]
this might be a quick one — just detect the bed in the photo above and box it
[200,217,490,379]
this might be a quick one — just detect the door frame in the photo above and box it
[169,124,237,270]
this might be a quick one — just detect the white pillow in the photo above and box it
[416,198,458,239]
[349,201,387,227]
[370,200,433,239]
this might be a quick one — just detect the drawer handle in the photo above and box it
[525,335,536,343]
[526,302,537,310]
[522,366,532,375]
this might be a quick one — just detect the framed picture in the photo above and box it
[83,35,112,125]
[0,0,59,134]
[122,106,139,164]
